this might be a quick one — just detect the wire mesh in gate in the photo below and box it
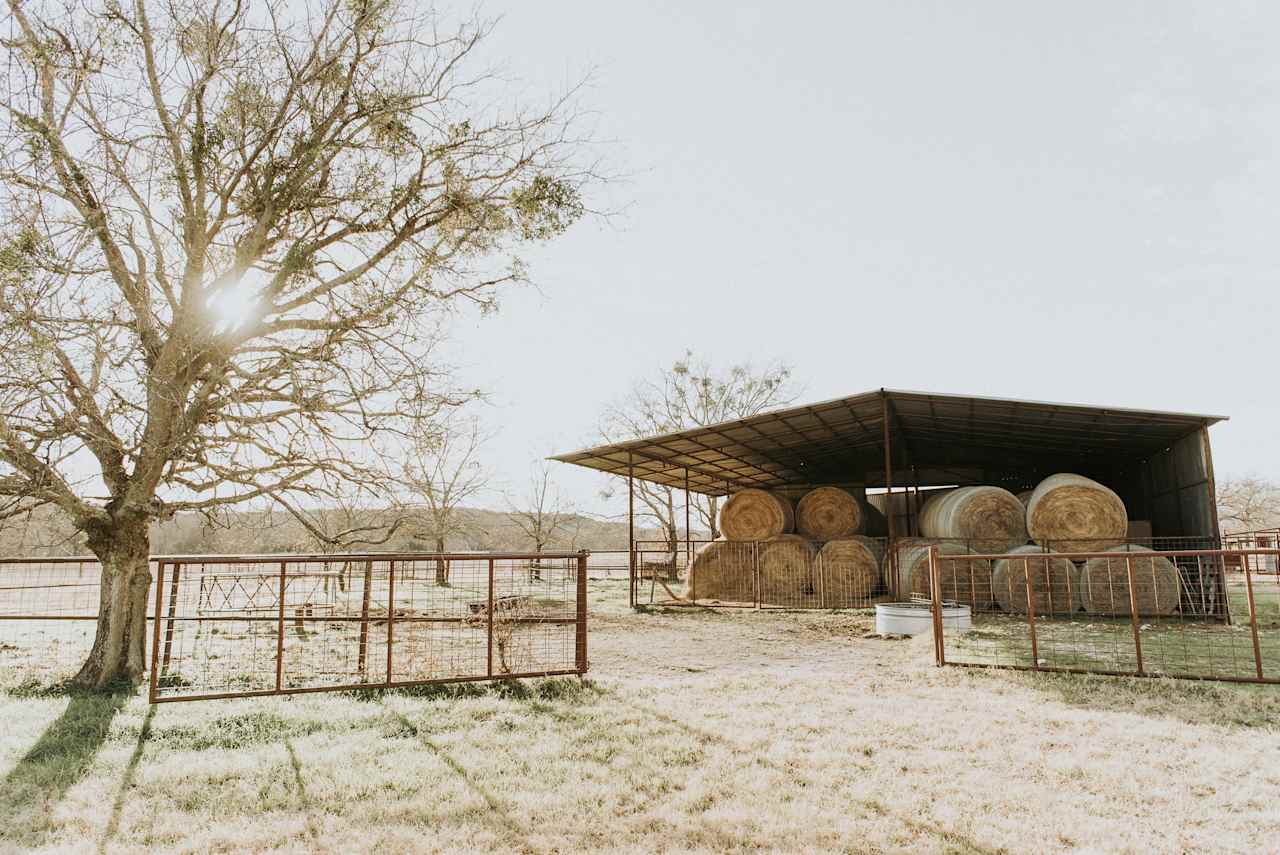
[149,552,588,702]
[928,546,1280,684]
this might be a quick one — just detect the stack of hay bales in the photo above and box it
[686,489,797,604]
[688,486,884,607]
[686,472,1179,615]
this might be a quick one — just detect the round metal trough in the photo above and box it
[875,602,971,636]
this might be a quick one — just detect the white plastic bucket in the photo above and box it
[875,602,971,636]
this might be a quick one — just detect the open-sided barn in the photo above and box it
[553,389,1226,607]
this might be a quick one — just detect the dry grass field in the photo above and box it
[2,579,1279,854]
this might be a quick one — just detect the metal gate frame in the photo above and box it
[149,551,589,703]
[928,545,1280,685]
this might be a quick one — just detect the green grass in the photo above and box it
[946,612,1280,681]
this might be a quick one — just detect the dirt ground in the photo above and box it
[1,580,1279,854]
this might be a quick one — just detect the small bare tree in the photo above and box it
[600,350,797,542]
[1217,477,1280,534]
[0,0,593,687]
[402,414,490,584]
[509,460,573,576]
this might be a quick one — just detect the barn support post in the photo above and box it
[881,391,898,597]
[684,468,692,569]
[1201,424,1231,623]
[627,455,636,609]
[911,467,922,536]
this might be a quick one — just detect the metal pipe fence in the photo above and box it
[928,546,1280,685]
[0,551,588,701]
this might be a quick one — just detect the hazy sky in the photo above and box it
[438,1,1279,513]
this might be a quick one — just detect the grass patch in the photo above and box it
[0,581,1275,853]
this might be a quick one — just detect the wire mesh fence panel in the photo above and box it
[150,552,587,702]
[931,547,1280,685]
[0,558,119,685]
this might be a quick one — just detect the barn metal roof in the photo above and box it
[550,389,1227,495]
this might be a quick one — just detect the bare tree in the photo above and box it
[600,350,797,543]
[1217,477,1280,534]
[509,460,574,573]
[276,490,408,554]
[0,0,593,687]
[402,414,490,584]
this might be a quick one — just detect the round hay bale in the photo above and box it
[1079,544,1180,616]
[796,487,864,540]
[918,486,1028,553]
[757,534,818,607]
[719,489,795,541]
[685,540,755,603]
[882,537,941,594]
[1015,489,1034,509]
[896,542,993,610]
[815,537,881,607]
[991,545,1078,614]
[1026,474,1127,552]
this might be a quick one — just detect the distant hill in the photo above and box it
[0,503,707,557]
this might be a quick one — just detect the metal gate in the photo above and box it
[149,551,588,703]
[928,546,1280,685]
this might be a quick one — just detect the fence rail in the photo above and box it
[0,551,589,701]
[928,546,1280,685]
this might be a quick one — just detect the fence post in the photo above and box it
[149,561,165,703]
[929,546,945,667]
[161,560,182,673]
[385,560,396,686]
[1023,557,1039,670]
[1242,554,1264,680]
[1124,555,1144,676]
[275,560,287,691]
[486,558,495,678]
[576,551,588,674]
[357,560,372,677]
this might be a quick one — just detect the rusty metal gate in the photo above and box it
[928,546,1280,685]
[149,551,588,703]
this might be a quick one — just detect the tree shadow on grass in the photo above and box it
[97,704,154,853]
[381,702,535,851]
[0,684,130,849]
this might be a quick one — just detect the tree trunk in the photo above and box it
[74,514,152,689]
[433,536,449,586]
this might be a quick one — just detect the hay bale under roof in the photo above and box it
[992,545,1078,614]
[685,540,756,603]
[1026,473,1127,552]
[919,486,1028,553]
[1079,544,1180,616]
[757,534,818,607]
[882,537,942,595]
[719,489,795,541]
[896,542,994,610]
[796,487,864,540]
[815,537,880,607]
